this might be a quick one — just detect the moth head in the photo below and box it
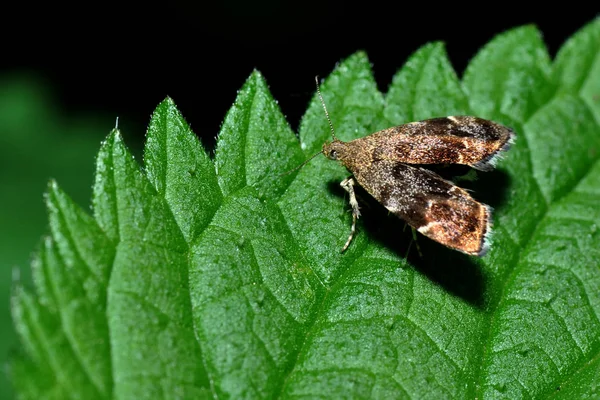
[322,140,345,161]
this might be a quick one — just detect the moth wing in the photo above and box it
[364,116,515,171]
[355,160,492,256]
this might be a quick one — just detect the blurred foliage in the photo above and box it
[0,74,120,399]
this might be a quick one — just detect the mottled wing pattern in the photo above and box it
[354,159,492,256]
[354,116,515,171]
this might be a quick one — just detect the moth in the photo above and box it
[313,78,515,256]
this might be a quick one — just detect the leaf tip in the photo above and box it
[344,50,371,68]
[327,51,376,84]
[44,179,60,210]
[350,49,369,61]
[499,23,543,43]
[10,283,27,320]
[250,68,264,79]
[99,128,122,150]
[427,40,447,53]
[106,128,125,146]
[97,128,132,169]
[46,178,59,195]
[11,264,23,287]
[148,96,185,134]
[158,96,178,110]
[246,69,269,92]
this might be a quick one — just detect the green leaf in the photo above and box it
[145,97,222,242]
[97,131,210,399]
[214,70,304,200]
[463,25,555,124]
[11,19,600,400]
[385,41,470,124]
[525,95,600,203]
[45,182,113,395]
[553,18,600,125]
[190,186,322,398]
[482,159,600,398]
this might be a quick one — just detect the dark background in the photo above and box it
[0,3,597,399]
[4,3,598,151]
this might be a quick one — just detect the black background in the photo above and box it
[4,2,598,152]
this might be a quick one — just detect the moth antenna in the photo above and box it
[277,150,322,177]
[315,75,338,141]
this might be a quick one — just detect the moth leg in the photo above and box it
[405,237,413,259]
[399,222,422,257]
[340,177,360,252]
[410,226,423,258]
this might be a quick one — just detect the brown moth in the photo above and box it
[315,78,515,256]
